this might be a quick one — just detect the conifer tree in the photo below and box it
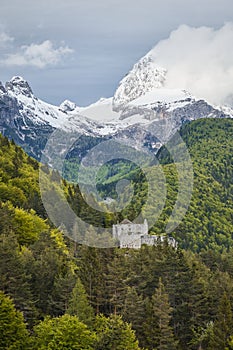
[77,246,112,314]
[67,277,94,327]
[123,286,146,347]
[0,233,36,324]
[149,278,178,350]
[208,292,233,350]
[106,251,128,315]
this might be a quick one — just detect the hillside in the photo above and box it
[1,120,233,349]
[156,118,233,251]
[93,118,233,252]
[1,117,233,252]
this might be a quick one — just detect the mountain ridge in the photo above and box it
[1,47,233,161]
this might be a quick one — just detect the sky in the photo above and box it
[0,0,232,106]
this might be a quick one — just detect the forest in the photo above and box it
[1,118,233,349]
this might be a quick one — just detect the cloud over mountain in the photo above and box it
[149,23,233,106]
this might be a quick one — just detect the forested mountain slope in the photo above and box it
[156,118,233,251]
[100,118,233,252]
[1,120,233,349]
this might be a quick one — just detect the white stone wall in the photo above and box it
[112,219,177,249]
[120,235,142,249]
[112,219,148,241]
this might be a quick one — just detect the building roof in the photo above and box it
[120,219,133,225]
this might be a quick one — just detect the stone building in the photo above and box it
[112,219,177,249]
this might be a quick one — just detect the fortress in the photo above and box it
[112,219,177,249]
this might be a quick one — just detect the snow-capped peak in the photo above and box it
[0,81,6,95]
[113,55,167,111]
[129,88,193,107]
[5,76,34,98]
[59,99,77,113]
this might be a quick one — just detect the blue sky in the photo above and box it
[0,0,232,106]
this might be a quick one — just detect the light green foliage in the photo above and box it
[67,277,94,327]
[227,335,233,349]
[32,314,96,350]
[94,314,141,350]
[12,206,49,245]
[0,136,42,214]
[0,291,29,350]
[0,201,49,245]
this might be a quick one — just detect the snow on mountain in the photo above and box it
[1,43,233,162]
[215,104,233,118]
[78,97,120,122]
[0,82,7,95]
[59,100,77,113]
[6,76,34,98]
[113,55,167,111]
[0,76,114,159]
[1,76,103,132]
[129,88,192,107]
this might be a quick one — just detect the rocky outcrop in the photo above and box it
[0,74,232,163]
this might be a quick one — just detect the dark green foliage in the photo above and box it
[122,286,146,346]
[140,277,178,350]
[24,231,76,318]
[76,246,116,314]
[0,134,78,322]
[156,118,233,251]
[108,119,233,252]
[1,119,233,349]
[208,292,233,349]
[0,234,36,324]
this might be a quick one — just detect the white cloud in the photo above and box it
[2,40,73,68]
[0,31,14,47]
[150,23,233,106]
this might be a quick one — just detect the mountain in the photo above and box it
[1,49,233,161]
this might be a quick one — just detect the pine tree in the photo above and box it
[149,278,178,350]
[0,233,36,324]
[106,251,128,315]
[25,231,75,318]
[77,246,114,314]
[67,277,94,327]
[208,292,233,350]
[162,248,194,346]
[123,286,146,348]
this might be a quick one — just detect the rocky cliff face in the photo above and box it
[0,69,232,162]
[0,78,54,159]
[0,77,104,160]
[112,55,167,111]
